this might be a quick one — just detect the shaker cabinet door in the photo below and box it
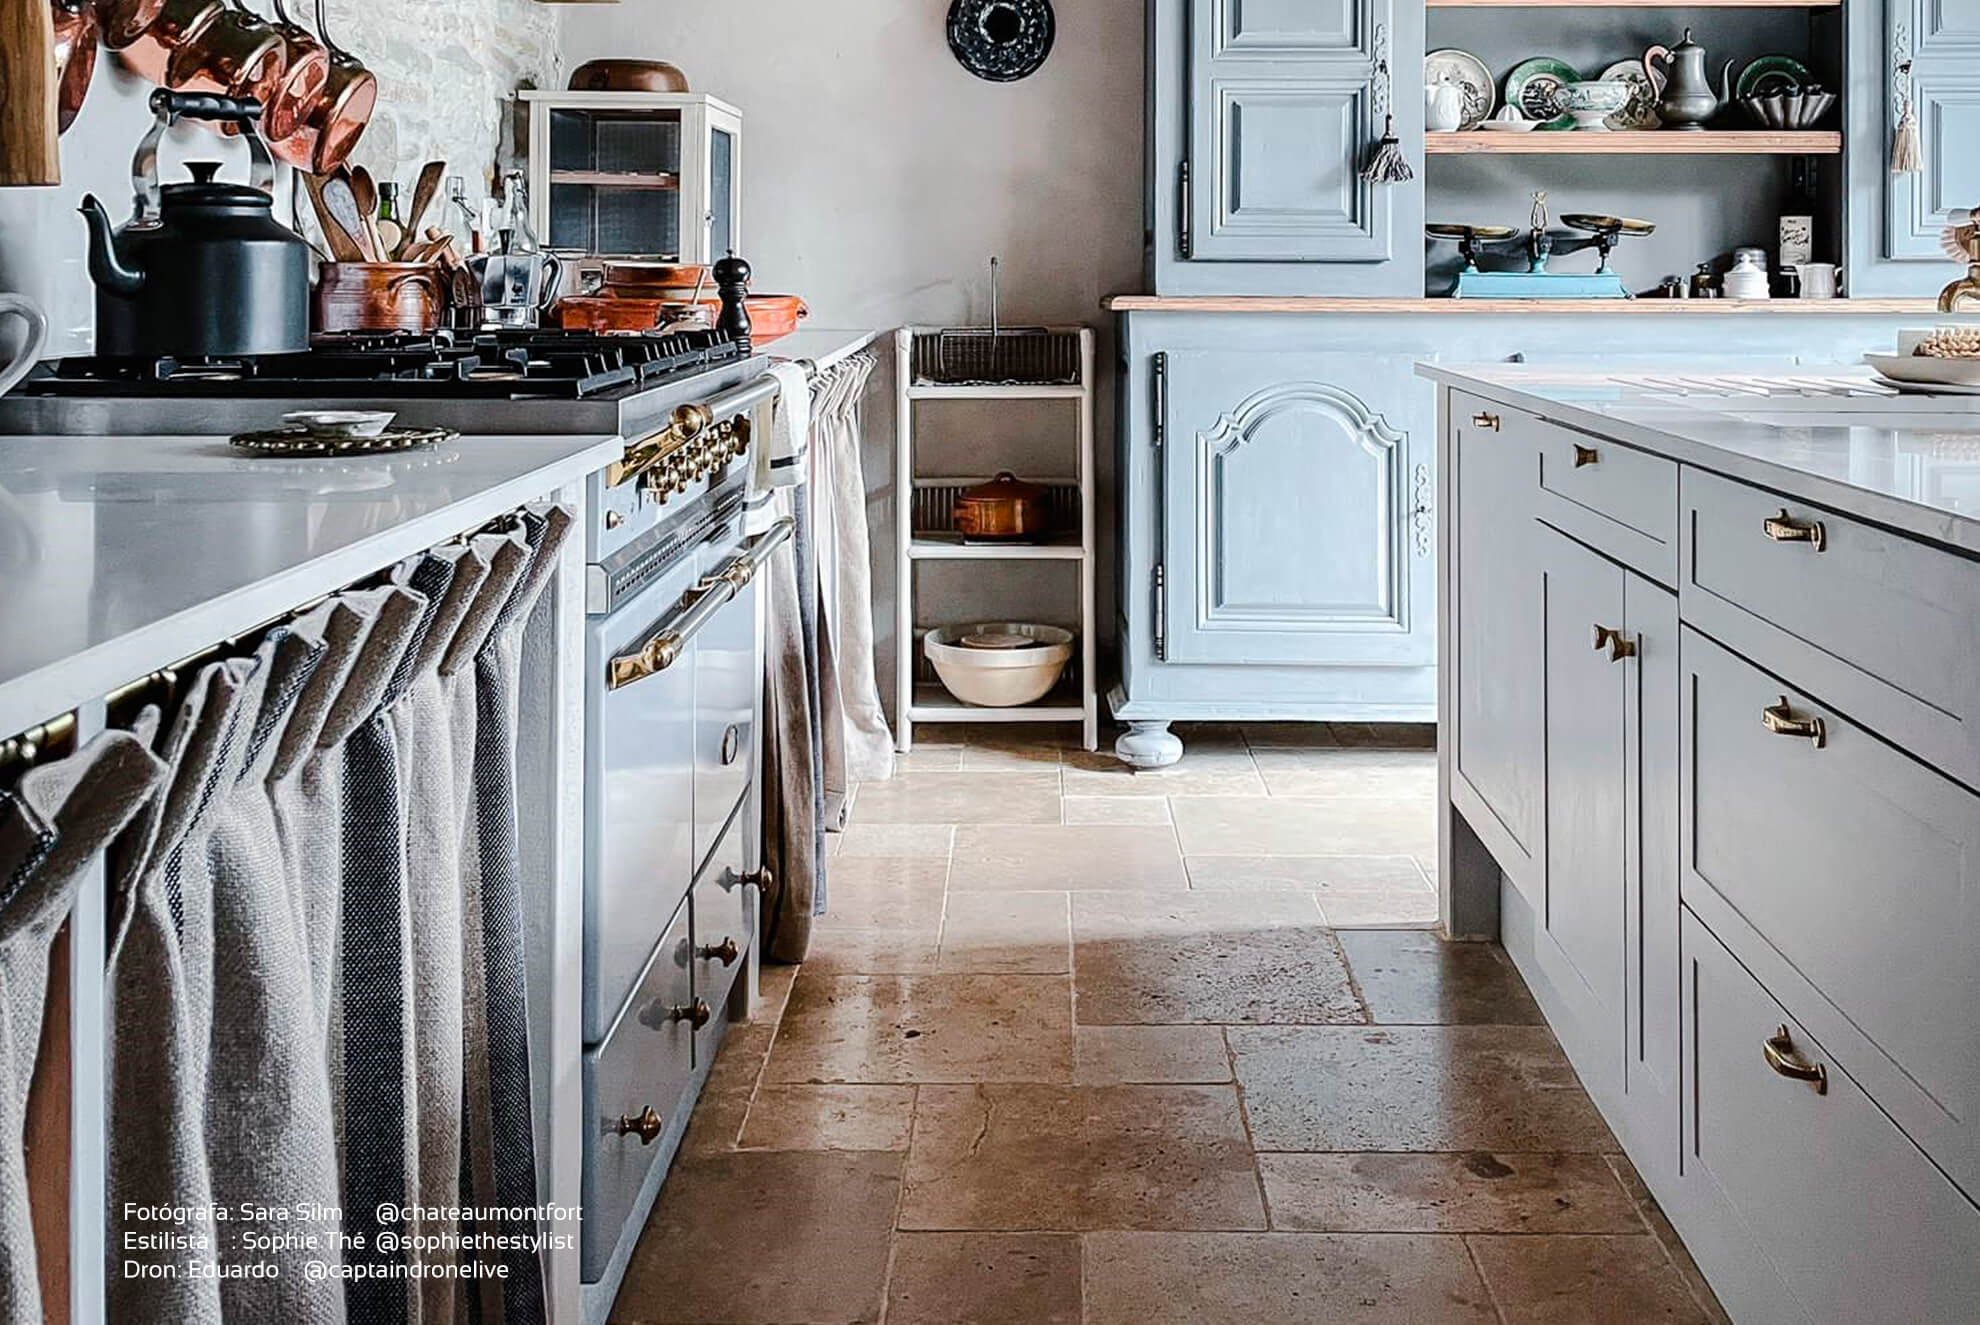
[1185,0,1391,262]
[1884,0,1980,259]
[1160,349,1432,666]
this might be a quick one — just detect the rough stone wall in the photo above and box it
[328,0,561,193]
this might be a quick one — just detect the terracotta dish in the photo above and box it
[557,292,807,343]
[953,471,1050,542]
[567,59,689,93]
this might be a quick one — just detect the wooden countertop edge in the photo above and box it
[1103,296,1953,314]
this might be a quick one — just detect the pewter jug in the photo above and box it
[1643,29,1734,130]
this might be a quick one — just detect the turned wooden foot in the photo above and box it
[1115,720,1183,768]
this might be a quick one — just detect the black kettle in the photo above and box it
[80,89,310,360]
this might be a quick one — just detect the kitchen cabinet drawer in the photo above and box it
[1682,627,1980,1200]
[1524,411,1678,583]
[581,895,695,1282]
[694,542,759,873]
[584,554,699,1044]
[1680,466,1980,789]
[1679,909,1980,1325]
[691,806,751,1059]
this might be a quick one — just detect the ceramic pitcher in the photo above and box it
[1644,29,1735,130]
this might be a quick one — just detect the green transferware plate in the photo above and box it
[1505,56,1580,130]
[1736,55,1812,100]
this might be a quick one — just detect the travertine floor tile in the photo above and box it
[764,973,1073,1084]
[1250,748,1437,799]
[802,929,943,976]
[739,1084,916,1151]
[1172,795,1436,858]
[1081,1231,1495,1324]
[900,1084,1264,1230]
[1337,929,1544,1024]
[959,737,1067,770]
[895,746,964,772]
[1260,1152,1642,1233]
[949,824,1188,891]
[850,771,1062,825]
[1184,853,1426,892]
[1063,794,1173,825]
[1075,1025,1231,1084]
[1061,747,1265,798]
[938,891,1071,973]
[1469,1234,1712,1324]
[1073,892,1363,1025]
[886,1233,1080,1325]
[1240,721,1341,748]
[1604,1155,1733,1325]
[1229,1025,1614,1152]
[1321,883,1440,929]
[832,823,955,859]
[818,858,949,930]
[612,1151,901,1324]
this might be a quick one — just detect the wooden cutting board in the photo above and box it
[0,0,60,186]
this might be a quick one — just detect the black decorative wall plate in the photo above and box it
[947,0,1056,83]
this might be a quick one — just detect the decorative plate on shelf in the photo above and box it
[1505,57,1580,130]
[1425,49,1495,129]
[1598,59,1662,130]
[1736,55,1812,99]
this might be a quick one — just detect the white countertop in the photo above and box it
[1418,363,1980,556]
[0,431,620,737]
[765,327,883,372]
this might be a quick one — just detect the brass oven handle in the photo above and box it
[1763,1025,1828,1095]
[1591,625,1637,661]
[737,864,773,892]
[1471,411,1501,432]
[615,1106,664,1144]
[1761,695,1826,748]
[670,999,712,1029]
[1572,443,1599,468]
[604,518,795,690]
[607,402,714,488]
[698,937,741,967]
[1763,508,1827,552]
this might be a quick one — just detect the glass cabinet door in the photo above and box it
[546,106,685,258]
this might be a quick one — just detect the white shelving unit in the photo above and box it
[894,326,1098,752]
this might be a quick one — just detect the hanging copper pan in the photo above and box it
[51,0,98,133]
[114,0,225,82]
[276,0,372,172]
[167,0,287,135]
[252,0,326,143]
[97,0,165,50]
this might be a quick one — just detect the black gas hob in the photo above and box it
[17,326,748,402]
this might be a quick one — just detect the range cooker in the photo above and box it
[0,323,790,1304]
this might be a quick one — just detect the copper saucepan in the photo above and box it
[113,0,226,82]
[276,0,373,173]
[52,0,98,133]
[168,0,287,136]
[97,0,166,50]
[256,0,328,143]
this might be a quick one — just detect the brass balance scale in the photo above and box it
[1428,191,1656,299]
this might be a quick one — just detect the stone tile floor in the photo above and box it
[609,723,1728,1325]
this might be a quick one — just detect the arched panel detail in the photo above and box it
[1202,380,1406,461]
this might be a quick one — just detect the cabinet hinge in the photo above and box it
[1150,352,1167,449]
[1153,563,1167,660]
[1177,160,1192,259]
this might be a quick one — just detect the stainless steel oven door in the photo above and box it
[693,504,761,871]
[583,552,700,1046]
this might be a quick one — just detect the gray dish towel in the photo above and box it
[0,732,163,1324]
[811,353,893,787]
[761,483,823,964]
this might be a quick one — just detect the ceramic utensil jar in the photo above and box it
[314,261,447,332]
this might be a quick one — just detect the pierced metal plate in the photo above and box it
[229,425,459,456]
[948,0,1055,83]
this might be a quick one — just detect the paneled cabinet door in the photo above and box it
[1885,0,1980,259]
[1185,0,1392,262]
[1160,349,1432,666]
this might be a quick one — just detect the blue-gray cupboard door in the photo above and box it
[1185,0,1392,262]
[1886,0,1980,260]
[1159,350,1432,666]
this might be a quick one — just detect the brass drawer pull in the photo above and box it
[1762,695,1826,748]
[670,999,712,1029]
[615,1106,664,1145]
[698,936,741,967]
[1471,411,1501,432]
[1763,508,1827,552]
[1592,625,1637,661]
[1763,1025,1829,1095]
[1572,443,1599,468]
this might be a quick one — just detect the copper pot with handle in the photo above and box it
[167,0,287,136]
[51,0,97,133]
[249,0,326,144]
[275,0,372,172]
[113,0,225,83]
[954,471,1051,542]
[314,261,448,333]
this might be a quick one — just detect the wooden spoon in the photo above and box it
[303,172,366,261]
[318,168,375,261]
[348,164,388,262]
[397,159,445,259]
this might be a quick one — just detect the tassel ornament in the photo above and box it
[1892,100,1922,175]
[1362,115,1414,183]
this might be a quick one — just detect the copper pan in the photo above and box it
[97,0,164,50]
[167,0,287,136]
[275,0,372,173]
[114,0,224,82]
[255,0,327,143]
[52,0,97,133]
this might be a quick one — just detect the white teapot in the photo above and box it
[1425,79,1468,132]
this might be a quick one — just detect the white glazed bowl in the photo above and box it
[925,622,1074,708]
[1558,80,1633,128]
[282,409,397,438]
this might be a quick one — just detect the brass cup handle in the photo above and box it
[1762,1025,1828,1095]
[1471,411,1501,432]
[1763,508,1827,552]
[1591,625,1637,662]
[615,1106,664,1144]
[670,999,712,1029]
[698,936,741,967]
[1572,443,1599,468]
[1761,695,1826,748]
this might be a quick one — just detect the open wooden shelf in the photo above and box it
[1426,130,1841,155]
[547,170,681,190]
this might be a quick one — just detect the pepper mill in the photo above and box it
[713,253,752,353]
